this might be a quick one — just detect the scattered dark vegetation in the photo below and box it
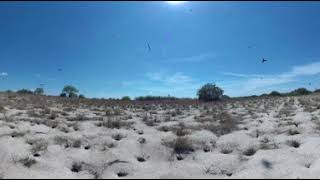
[287,140,300,148]
[71,162,82,173]
[135,96,179,101]
[16,89,34,95]
[261,159,272,169]
[34,88,44,95]
[117,171,128,177]
[164,137,194,155]
[15,157,37,168]
[243,147,257,156]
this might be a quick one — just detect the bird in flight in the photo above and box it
[58,68,62,71]
[262,58,268,63]
[147,43,151,52]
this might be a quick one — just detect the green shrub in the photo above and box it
[289,88,311,96]
[34,88,44,95]
[17,89,33,94]
[269,91,282,96]
[197,83,224,101]
[121,96,131,101]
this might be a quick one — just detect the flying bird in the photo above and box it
[147,43,151,52]
[58,68,62,71]
[262,58,268,63]
[248,45,256,49]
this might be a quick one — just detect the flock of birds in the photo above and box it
[4,5,314,95]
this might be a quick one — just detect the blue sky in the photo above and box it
[0,1,320,98]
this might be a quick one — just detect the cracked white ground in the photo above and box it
[1,93,320,178]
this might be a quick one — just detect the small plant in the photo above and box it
[175,128,189,137]
[288,129,300,136]
[221,148,233,154]
[30,139,48,154]
[71,162,82,173]
[72,139,82,148]
[15,157,37,168]
[138,137,146,144]
[112,133,124,141]
[136,156,146,162]
[261,159,272,169]
[243,147,257,156]
[48,112,58,120]
[165,137,194,155]
[105,108,113,116]
[117,171,128,177]
[287,140,300,148]
[113,108,122,116]
[10,131,25,138]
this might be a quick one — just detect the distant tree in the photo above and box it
[34,88,44,95]
[134,96,178,101]
[290,88,311,96]
[68,92,78,98]
[197,83,224,101]
[17,89,33,94]
[121,96,131,101]
[314,89,320,93]
[62,85,79,98]
[5,90,13,93]
[79,94,85,99]
[269,91,282,96]
[222,95,231,99]
[60,93,67,97]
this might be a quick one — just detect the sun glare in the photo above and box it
[166,1,186,5]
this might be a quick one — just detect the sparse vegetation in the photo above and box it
[0,86,319,178]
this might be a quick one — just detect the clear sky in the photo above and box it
[0,1,320,98]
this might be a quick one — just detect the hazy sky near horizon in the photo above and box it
[0,1,320,98]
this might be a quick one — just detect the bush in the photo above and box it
[60,93,67,97]
[269,91,282,96]
[121,96,131,101]
[289,88,311,96]
[68,92,78,98]
[135,96,178,101]
[62,85,79,98]
[314,89,320,93]
[197,83,224,101]
[5,90,13,93]
[79,94,85,99]
[34,88,44,95]
[17,89,33,94]
[172,137,194,154]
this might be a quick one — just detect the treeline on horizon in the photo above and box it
[1,86,319,101]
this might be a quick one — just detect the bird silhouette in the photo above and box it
[147,43,151,52]
[262,58,268,63]
[58,68,62,71]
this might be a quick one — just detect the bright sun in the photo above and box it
[166,1,186,5]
